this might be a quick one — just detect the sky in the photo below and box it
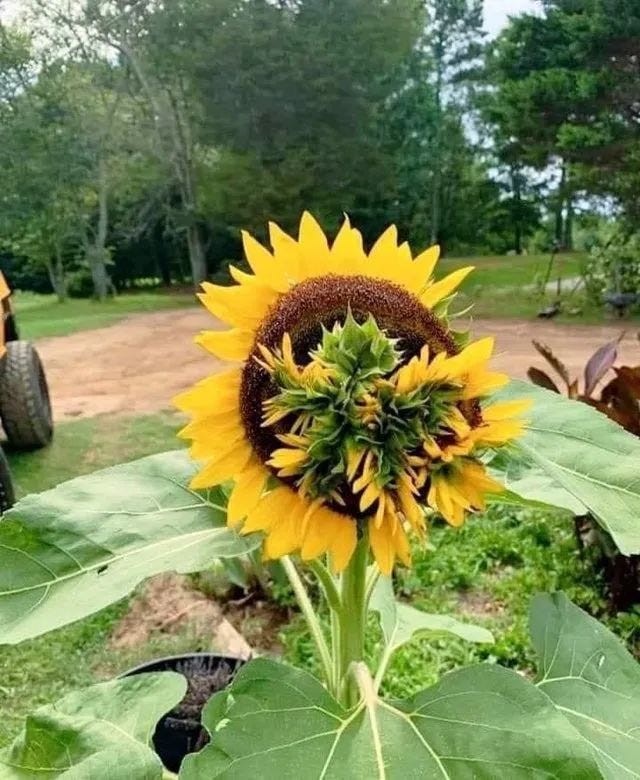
[1,0,540,35]
[483,0,539,36]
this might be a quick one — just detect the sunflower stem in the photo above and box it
[281,556,333,689]
[307,559,342,613]
[337,532,369,708]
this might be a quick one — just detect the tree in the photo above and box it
[488,0,640,230]
[420,0,485,244]
[189,0,422,237]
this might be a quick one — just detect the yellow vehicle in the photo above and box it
[0,271,53,511]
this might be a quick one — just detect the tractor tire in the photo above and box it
[0,341,53,451]
[0,446,15,512]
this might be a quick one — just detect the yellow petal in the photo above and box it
[178,406,242,441]
[393,522,412,567]
[369,515,396,576]
[267,447,308,470]
[327,515,358,573]
[444,337,494,379]
[428,474,454,520]
[228,460,268,527]
[454,461,504,507]
[198,281,277,330]
[330,216,366,274]
[367,224,399,278]
[190,439,252,489]
[473,419,526,446]
[482,399,533,421]
[346,445,366,481]
[460,370,509,399]
[189,428,244,461]
[196,329,254,362]
[298,211,331,276]
[269,221,302,281]
[409,245,440,292]
[359,481,381,512]
[421,266,474,308]
[262,489,307,558]
[173,369,241,414]
[398,480,424,532]
[241,230,289,292]
[242,486,295,535]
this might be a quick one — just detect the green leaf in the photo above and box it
[0,672,186,779]
[495,379,640,554]
[0,450,258,644]
[180,657,599,779]
[488,448,587,515]
[531,593,640,779]
[370,576,494,654]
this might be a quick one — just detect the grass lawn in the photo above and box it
[12,290,196,341]
[439,252,640,322]
[10,256,638,336]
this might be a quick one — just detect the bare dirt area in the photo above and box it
[36,308,639,422]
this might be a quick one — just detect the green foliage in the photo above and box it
[488,0,640,225]
[0,673,186,779]
[182,653,599,778]
[0,450,258,644]
[370,575,493,684]
[284,504,610,693]
[532,593,640,778]
[494,379,640,555]
[585,227,640,303]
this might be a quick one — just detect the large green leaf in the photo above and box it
[0,672,186,779]
[180,657,598,779]
[370,575,493,654]
[531,593,640,779]
[488,450,587,516]
[0,450,258,644]
[495,379,640,554]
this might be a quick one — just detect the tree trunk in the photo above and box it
[88,157,111,301]
[88,251,110,300]
[117,40,206,288]
[46,247,67,302]
[430,39,443,246]
[187,222,207,286]
[563,195,574,251]
[554,163,566,246]
[512,167,522,255]
[155,223,172,286]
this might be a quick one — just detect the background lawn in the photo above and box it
[438,252,620,322]
[12,290,196,341]
[9,253,638,342]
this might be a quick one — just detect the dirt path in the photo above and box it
[35,308,639,422]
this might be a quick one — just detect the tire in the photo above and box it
[0,446,15,513]
[0,341,53,450]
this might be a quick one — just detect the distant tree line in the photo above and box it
[0,0,638,299]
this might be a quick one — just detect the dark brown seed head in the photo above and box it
[239,274,478,467]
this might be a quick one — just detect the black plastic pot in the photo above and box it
[124,653,246,773]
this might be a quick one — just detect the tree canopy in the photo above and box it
[0,0,638,298]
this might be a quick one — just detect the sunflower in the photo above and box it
[175,213,529,576]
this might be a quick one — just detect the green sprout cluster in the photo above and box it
[264,312,460,502]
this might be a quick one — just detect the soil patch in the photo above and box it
[457,589,506,619]
[109,573,251,658]
[35,308,639,422]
